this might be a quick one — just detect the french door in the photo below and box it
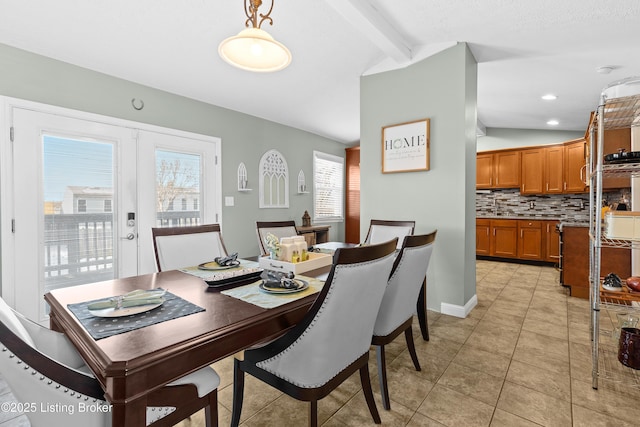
[2,100,220,322]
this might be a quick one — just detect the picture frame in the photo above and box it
[381,118,430,173]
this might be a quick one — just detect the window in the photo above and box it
[182,198,187,210]
[313,151,344,222]
[104,199,112,212]
[77,199,87,213]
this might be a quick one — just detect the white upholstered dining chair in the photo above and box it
[151,224,229,271]
[363,219,415,250]
[255,220,298,255]
[230,239,399,427]
[372,231,437,410]
[0,297,220,427]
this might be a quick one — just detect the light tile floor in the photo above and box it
[3,260,640,426]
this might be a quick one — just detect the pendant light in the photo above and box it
[218,0,292,72]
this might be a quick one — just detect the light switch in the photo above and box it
[225,196,235,207]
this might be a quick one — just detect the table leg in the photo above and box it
[110,397,147,426]
[416,278,429,341]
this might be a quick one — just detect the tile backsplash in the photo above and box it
[475,188,629,222]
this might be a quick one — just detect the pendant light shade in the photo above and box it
[218,0,291,72]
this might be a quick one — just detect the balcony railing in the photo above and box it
[43,211,200,290]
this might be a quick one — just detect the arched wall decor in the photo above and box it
[297,170,308,193]
[237,162,251,191]
[259,149,289,208]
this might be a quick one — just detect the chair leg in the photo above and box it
[204,390,218,427]
[309,400,318,427]
[404,326,421,372]
[230,359,245,427]
[359,364,381,424]
[417,278,429,341]
[375,345,391,410]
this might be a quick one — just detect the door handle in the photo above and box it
[122,233,135,240]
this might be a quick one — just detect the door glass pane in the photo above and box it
[155,150,202,227]
[43,135,115,293]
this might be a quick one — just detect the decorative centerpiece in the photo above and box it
[264,233,280,259]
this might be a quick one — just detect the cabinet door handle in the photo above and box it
[546,183,549,191]
[580,164,587,185]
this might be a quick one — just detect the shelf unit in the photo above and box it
[589,77,640,390]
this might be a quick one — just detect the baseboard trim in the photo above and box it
[440,294,478,318]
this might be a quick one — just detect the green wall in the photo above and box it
[360,43,478,315]
[0,43,345,259]
[478,127,584,151]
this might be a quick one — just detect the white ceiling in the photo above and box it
[1,0,639,144]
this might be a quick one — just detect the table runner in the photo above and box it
[67,291,205,340]
[221,275,325,309]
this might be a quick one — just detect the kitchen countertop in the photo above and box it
[477,215,562,220]
[477,215,590,228]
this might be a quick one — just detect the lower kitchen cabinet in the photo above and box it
[476,219,491,255]
[477,218,560,263]
[562,226,630,299]
[518,220,542,260]
[544,221,560,263]
[491,220,518,258]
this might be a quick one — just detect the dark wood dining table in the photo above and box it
[44,242,428,426]
[45,264,330,427]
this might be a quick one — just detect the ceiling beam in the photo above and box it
[324,0,412,63]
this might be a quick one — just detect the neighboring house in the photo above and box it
[59,186,200,214]
[156,186,200,213]
[61,186,113,214]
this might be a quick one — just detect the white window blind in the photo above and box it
[313,151,344,222]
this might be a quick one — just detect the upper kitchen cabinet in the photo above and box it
[476,153,493,188]
[520,148,544,194]
[564,139,588,193]
[585,111,631,189]
[544,145,564,194]
[476,150,520,189]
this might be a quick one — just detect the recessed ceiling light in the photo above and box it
[547,120,559,126]
[542,94,557,101]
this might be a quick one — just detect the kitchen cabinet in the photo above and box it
[476,218,560,263]
[602,128,631,189]
[564,139,588,193]
[544,221,560,263]
[476,150,520,189]
[494,150,520,188]
[517,220,542,260]
[476,219,491,255]
[490,219,518,258]
[544,145,564,193]
[476,153,493,188]
[520,148,544,194]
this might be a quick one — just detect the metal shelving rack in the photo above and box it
[589,77,640,390]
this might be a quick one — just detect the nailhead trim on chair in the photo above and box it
[256,259,383,388]
[2,346,177,425]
